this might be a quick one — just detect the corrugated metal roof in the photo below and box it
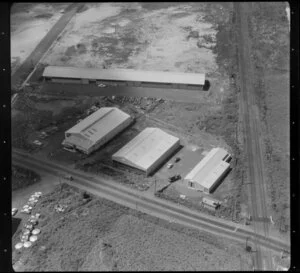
[112,128,180,171]
[43,66,205,85]
[200,161,230,189]
[184,147,230,190]
[66,107,131,145]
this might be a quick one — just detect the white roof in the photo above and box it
[185,147,230,189]
[65,107,131,150]
[43,66,205,85]
[200,161,230,189]
[112,128,180,172]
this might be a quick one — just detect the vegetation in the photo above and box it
[12,165,41,191]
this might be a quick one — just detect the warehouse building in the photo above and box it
[62,107,133,155]
[42,66,205,90]
[112,128,180,176]
[184,147,231,193]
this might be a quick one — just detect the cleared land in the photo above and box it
[10,3,69,75]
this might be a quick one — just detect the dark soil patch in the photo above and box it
[34,13,53,19]
[76,4,88,13]
[140,2,184,11]
[12,165,41,191]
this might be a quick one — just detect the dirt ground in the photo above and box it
[12,183,253,271]
[10,3,69,74]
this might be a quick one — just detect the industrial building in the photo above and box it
[184,147,231,193]
[42,66,206,90]
[62,107,133,154]
[112,128,180,176]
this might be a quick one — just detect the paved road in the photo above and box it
[11,3,84,89]
[235,2,280,270]
[36,82,207,103]
[12,149,289,254]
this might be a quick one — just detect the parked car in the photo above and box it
[97,83,106,88]
[168,174,181,183]
[12,208,18,216]
[33,140,42,146]
[167,163,173,169]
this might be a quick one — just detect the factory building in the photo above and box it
[184,147,231,194]
[42,66,206,90]
[112,128,180,176]
[62,107,133,155]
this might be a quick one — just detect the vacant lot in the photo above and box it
[10,3,69,74]
[12,183,253,271]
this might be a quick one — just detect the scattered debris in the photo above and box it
[54,204,68,213]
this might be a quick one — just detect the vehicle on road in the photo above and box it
[174,157,181,163]
[97,83,106,88]
[168,174,181,183]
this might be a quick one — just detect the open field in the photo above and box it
[12,183,253,271]
[10,3,69,74]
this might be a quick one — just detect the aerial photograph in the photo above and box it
[11,2,290,271]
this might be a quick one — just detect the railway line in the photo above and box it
[12,149,289,254]
[235,2,276,270]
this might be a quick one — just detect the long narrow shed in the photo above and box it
[43,66,205,88]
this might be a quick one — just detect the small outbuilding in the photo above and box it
[112,128,180,176]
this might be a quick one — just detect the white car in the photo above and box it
[167,163,173,169]
[12,208,18,216]
[97,83,106,88]
[33,140,42,146]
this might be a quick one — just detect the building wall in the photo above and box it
[46,76,203,90]
[146,139,181,176]
[51,78,82,84]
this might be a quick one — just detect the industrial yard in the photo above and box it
[11,2,290,271]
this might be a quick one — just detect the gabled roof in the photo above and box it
[43,66,205,85]
[112,128,180,171]
[66,107,131,144]
[184,147,230,186]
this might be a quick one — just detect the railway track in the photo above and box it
[235,2,277,270]
[12,149,289,253]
